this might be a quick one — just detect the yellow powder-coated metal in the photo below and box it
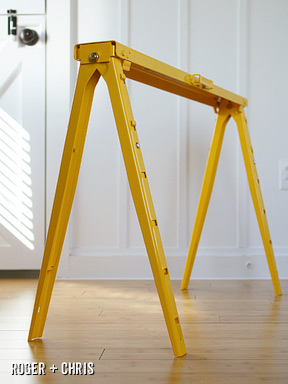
[28,41,281,357]
[181,101,282,296]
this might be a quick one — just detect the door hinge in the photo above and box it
[7,9,17,36]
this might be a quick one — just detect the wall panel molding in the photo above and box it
[176,0,189,248]
[236,0,249,250]
[117,0,130,250]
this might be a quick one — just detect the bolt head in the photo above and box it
[89,52,99,62]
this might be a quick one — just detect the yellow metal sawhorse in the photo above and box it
[28,41,281,357]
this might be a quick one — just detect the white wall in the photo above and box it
[47,0,288,279]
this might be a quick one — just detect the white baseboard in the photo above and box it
[59,247,288,279]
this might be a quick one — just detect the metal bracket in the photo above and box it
[186,74,214,90]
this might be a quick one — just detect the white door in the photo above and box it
[0,2,45,269]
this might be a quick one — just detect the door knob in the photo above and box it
[19,29,39,46]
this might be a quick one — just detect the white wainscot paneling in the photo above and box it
[70,78,120,250]
[130,0,179,66]
[247,0,288,252]
[187,0,239,248]
[64,0,288,279]
[70,0,124,256]
[128,84,179,249]
[0,0,45,14]
[77,0,122,43]
[189,0,238,91]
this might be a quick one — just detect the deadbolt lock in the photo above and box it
[19,29,39,46]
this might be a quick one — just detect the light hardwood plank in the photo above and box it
[0,279,287,383]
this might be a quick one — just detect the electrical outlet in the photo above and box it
[279,160,288,190]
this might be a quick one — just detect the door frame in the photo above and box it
[46,0,78,277]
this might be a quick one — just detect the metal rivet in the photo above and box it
[136,142,140,149]
[89,52,99,62]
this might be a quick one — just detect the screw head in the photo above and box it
[245,261,253,269]
[136,142,140,149]
[89,52,99,62]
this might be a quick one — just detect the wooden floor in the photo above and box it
[0,279,287,383]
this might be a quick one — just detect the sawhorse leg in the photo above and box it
[98,57,186,356]
[29,58,186,356]
[181,102,231,289]
[28,65,101,340]
[181,102,281,296]
[231,107,281,295]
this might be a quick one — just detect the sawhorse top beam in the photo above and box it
[74,40,248,108]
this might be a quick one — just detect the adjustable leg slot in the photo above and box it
[163,267,169,275]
